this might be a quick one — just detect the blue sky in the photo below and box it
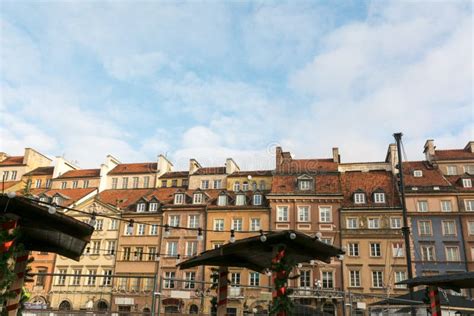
[1,1,472,170]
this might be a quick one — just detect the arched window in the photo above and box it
[242,181,249,191]
[252,182,257,191]
[143,307,151,315]
[96,300,108,311]
[59,300,71,311]
[189,304,199,314]
[233,182,240,191]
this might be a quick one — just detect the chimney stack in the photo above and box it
[189,159,201,175]
[423,139,435,162]
[332,147,340,163]
[464,141,474,153]
[225,158,240,174]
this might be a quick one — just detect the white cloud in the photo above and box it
[103,52,169,80]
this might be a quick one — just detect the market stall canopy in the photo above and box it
[178,230,344,272]
[396,272,474,291]
[0,194,94,260]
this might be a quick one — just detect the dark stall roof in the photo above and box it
[178,230,344,273]
[0,194,94,261]
[397,272,474,291]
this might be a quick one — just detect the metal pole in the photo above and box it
[349,291,352,316]
[157,275,163,316]
[151,274,158,316]
[393,132,416,316]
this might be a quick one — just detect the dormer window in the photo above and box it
[413,170,423,177]
[463,179,473,188]
[354,192,366,204]
[242,182,249,191]
[149,202,158,212]
[253,194,262,206]
[233,182,240,191]
[137,203,146,212]
[193,193,204,204]
[52,196,63,205]
[174,193,185,205]
[373,192,386,204]
[235,194,246,206]
[297,175,313,191]
[39,196,49,203]
[217,194,227,206]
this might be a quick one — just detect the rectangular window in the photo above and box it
[35,179,42,188]
[231,272,241,285]
[137,224,146,235]
[87,269,97,286]
[161,180,167,187]
[466,200,474,211]
[184,272,196,289]
[109,219,118,230]
[171,179,178,187]
[442,220,456,236]
[2,171,9,181]
[390,217,402,229]
[348,243,359,256]
[72,180,78,189]
[346,218,358,229]
[298,179,311,190]
[149,202,158,212]
[102,270,112,286]
[174,194,185,205]
[123,247,131,261]
[319,206,332,223]
[370,243,381,257]
[36,268,47,286]
[465,165,474,174]
[418,221,432,235]
[164,272,176,289]
[137,203,146,212]
[193,193,204,204]
[349,270,361,287]
[122,177,128,189]
[446,246,460,261]
[91,240,100,255]
[95,219,103,231]
[372,271,383,288]
[218,195,227,206]
[83,180,89,188]
[186,241,198,257]
[132,177,139,189]
[354,193,365,204]
[72,269,81,286]
[421,245,436,261]
[322,271,334,288]
[395,271,407,288]
[112,178,118,189]
[167,241,178,256]
[213,180,222,189]
[124,224,133,235]
[135,247,143,261]
[57,269,67,286]
[463,179,472,188]
[45,178,51,188]
[392,242,404,257]
[250,218,261,231]
[253,194,262,205]
[298,206,310,222]
[441,200,452,212]
[300,270,311,288]
[61,181,67,189]
[235,194,246,206]
[277,206,289,222]
[214,219,224,231]
[374,192,385,203]
[321,238,333,245]
[169,215,180,227]
[182,179,189,186]
[232,218,243,231]
[106,240,116,255]
[201,180,209,189]
[447,165,458,175]
[11,171,17,180]
[469,221,474,235]
[368,218,380,229]
[249,272,260,286]
[144,176,150,188]
[417,200,429,212]
[188,215,199,228]
[148,247,157,261]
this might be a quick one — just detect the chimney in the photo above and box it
[332,147,340,163]
[226,158,240,174]
[275,146,283,167]
[189,159,201,175]
[53,156,79,178]
[98,155,120,192]
[464,141,474,153]
[0,152,7,162]
[158,155,173,177]
[385,143,399,175]
[423,139,435,162]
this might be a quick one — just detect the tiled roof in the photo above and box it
[159,171,189,179]
[57,169,100,179]
[207,189,270,208]
[228,170,274,177]
[41,188,97,206]
[271,173,341,194]
[0,181,21,191]
[24,166,54,176]
[433,149,474,160]
[0,156,24,166]
[194,167,227,175]
[108,162,158,175]
[402,161,451,187]
[97,188,178,209]
[445,175,474,192]
[277,159,338,174]
[340,170,400,208]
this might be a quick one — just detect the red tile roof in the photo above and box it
[402,161,451,187]
[445,175,474,192]
[159,171,189,179]
[108,162,158,175]
[271,173,341,194]
[97,188,178,209]
[433,149,474,161]
[57,169,100,179]
[0,156,24,166]
[194,167,226,175]
[277,159,338,173]
[24,166,54,176]
[41,188,97,206]
[0,181,21,191]
[340,170,400,207]
[228,170,274,177]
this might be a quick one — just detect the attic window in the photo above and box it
[149,202,158,212]
[413,170,423,177]
[298,179,312,190]
[233,182,240,191]
[354,192,365,204]
[463,179,473,188]
[433,186,440,191]
[193,193,204,204]
[235,194,246,206]
[52,196,63,205]
[217,194,227,206]
[373,192,386,203]
[39,196,49,203]
[253,194,262,206]
[137,203,146,212]
[174,193,185,205]
[242,182,249,191]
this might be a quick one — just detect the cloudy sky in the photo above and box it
[1,1,472,170]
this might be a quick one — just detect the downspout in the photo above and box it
[339,205,346,316]
[457,195,472,298]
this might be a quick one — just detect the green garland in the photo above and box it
[0,217,19,314]
[270,246,299,316]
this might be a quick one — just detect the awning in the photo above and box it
[397,272,474,292]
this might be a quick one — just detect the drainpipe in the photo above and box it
[457,196,472,298]
[339,205,346,316]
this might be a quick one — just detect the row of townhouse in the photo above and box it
[1,138,473,316]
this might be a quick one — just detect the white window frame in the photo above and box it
[441,200,452,212]
[445,246,460,262]
[413,170,423,177]
[232,218,243,231]
[137,224,146,236]
[174,193,185,205]
[373,192,385,203]
[354,193,365,204]
[418,221,432,236]
[417,200,429,212]
[249,272,260,286]
[214,219,224,231]
[348,243,359,257]
[150,224,158,235]
[468,221,474,235]
[168,215,180,227]
[122,177,128,189]
[253,194,262,206]
[319,206,332,223]
[321,271,334,289]
[372,271,383,288]
[188,215,199,228]
[242,182,249,191]
[143,176,150,188]
[35,179,42,188]
[421,245,435,261]
[463,179,472,188]
[186,241,198,257]
[346,218,358,229]
[213,179,222,189]
[11,171,17,180]
[132,177,139,189]
[299,270,311,288]
[277,206,289,222]
[184,271,196,289]
[390,217,402,229]
[167,241,178,256]
[250,218,261,231]
[466,200,474,211]
[164,271,176,289]
[447,165,458,175]
[112,178,118,189]
[137,203,146,212]
[370,243,381,257]
[233,182,240,191]
[392,242,404,257]
[298,206,310,222]
[217,194,227,206]
[149,202,158,212]
[193,193,204,204]
[349,270,361,287]
[368,218,380,229]
[395,271,407,288]
[109,219,118,230]
[235,194,246,206]
[201,180,209,189]
[298,179,311,190]
[442,220,456,236]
